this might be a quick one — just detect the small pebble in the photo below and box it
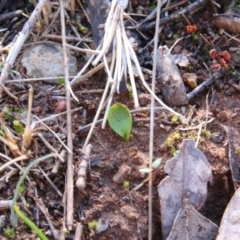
[113,165,131,184]
[183,73,198,89]
[217,110,229,122]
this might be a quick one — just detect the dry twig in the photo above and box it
[59,0,75,230]
[76,144,92,190]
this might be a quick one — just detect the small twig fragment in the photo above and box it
[76,144,92,190]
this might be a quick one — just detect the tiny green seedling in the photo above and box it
[139,158,162,174]
[18,183,26,193]
[107,103,132,142]
[127,84,134,99]
[201,129,211,137]
[4,227,15,239]
[88,220,98,231]
[123,181,130,190]
[139,158,162,184]
[171,115,179,123]
[13,120,24,134]
[58,78,65,85]
[14,205,48,240]
[166,132,181,155]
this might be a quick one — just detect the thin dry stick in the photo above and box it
[148,0,161,239]
[38,166,63,197]
[76,144,92,190]
[42,7,60,35]
[34,115,71,154]
[33,107,82,126]
[42,0,51,25]
[59,0,74,230]
[0,0,47,96]
[81,73,112,151]
[37,133,65,162]
[42,34,92,43]
[179,118,214,131]
[0,155,28,172]
[35,198,62,240]
[70,0,75,17]
[74,222,83,240]
[0,82,18,101]
[6,76,75,83]
[76,0,90,23]
[22,86,33,153]
[71,56,110,88]
[65,43,100,55]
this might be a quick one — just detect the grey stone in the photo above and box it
[21,43,77,84]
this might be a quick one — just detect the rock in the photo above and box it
[113,165,131,184]
[217,110,229,122]
[183,73,198,89]
[21,43,77,84]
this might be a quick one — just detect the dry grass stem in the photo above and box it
[0,155,28,172]
[65,43,100,54]
[37,133,65,163]
[70,0,75,17]
[34,115,71,154]
[42,34,92,43]
[6,76,75,83]
[22,86,33,153]
[33,107,82,126]
[59,0,74,229]
[38,166,63,197]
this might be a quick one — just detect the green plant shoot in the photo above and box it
[13,120,24,134]
[4,227,15,239]
[14,205,48,240]
[107,103,132,142]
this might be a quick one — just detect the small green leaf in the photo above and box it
[4,227,15,239]
[171,115,179,123]
[107,103,132,142]
[139,168,152,173]
[5,107,13,120]
[123,181,130,190]
[88,220,98,230]
[152,158,162,169]
[58,78,65,85]
[0,129,5,136]
[13,120,24,134]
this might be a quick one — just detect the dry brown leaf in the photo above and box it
[167,199,218,240]
[216,186,240,240]
[158,139,212,239]
[156,46,188,106]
